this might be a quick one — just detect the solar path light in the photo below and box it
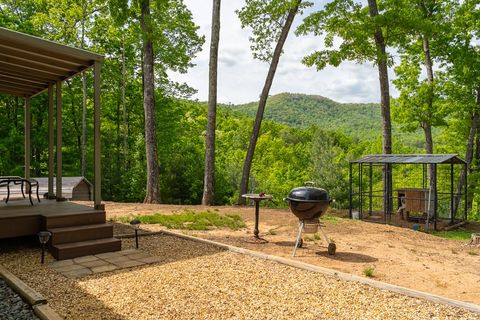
[130,219,141,249]
[37,231,52,264]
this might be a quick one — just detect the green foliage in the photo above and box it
[120,210,246,230]
[225,93,425,145]
[363,265,376,278]
[296,0,405,70]
[321,214,343,224]
[310,129,354,207]
[427,229,474,241]
[304,233,321,241]
[237,0,312,61]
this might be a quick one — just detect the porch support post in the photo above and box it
[433,164,438,231]
[56,80,63,200]
[450,160,454,224]
[93,60,102,209]
[464,162,468,221]
[48,84,54,198]
[24,96,31,180]
[349,162,353,219]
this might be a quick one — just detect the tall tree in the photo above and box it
[109,0,204,203]
[237,0,305,205]
[139,0,160,203]
[367,0,392,155]
[298,0,399,212]
[390,0,452,155]
[437,0,480,214]
[202,0,221,205]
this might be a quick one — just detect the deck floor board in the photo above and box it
[0,200,101,218]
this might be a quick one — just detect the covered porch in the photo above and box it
[0,27,120,259]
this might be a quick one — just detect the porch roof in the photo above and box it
[0,27,104,97]
[351,154,466,165]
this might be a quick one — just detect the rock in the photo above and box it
[0,279,39,320]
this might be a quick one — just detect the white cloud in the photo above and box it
[169,0,398,104]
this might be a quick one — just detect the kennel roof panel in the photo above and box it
[351,154,466,164]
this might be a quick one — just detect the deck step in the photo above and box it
[43,211,106,229]
[51,238,122,260]
[49,223,113,245]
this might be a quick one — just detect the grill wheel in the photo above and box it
[328,243,336,255]
[296,238,303,248]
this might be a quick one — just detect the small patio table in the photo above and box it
[0,176,40,205]
[241,193,272,243]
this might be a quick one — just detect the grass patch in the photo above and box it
[267,229,277,235]
[363,266,375,278]
[118,210,246,231]
[435,279,448,288]
[304,233,321,242]
[427,229,473,241]
[322,214,342,224]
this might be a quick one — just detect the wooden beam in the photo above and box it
[0,85,33,96]
[0,73,48,85]
[93,60,102,208]
[0,88,23,96]
[0,82,36,94]
[56,80,63,200]
[24,96,31,180]
[0,79,43,91]
[0,28,103,63]
[0,53,75,74]
[443,220,467,231]
[48,84,54,199]
[0,44,86,69]
[0,60,70,78]
[0,65,53,81]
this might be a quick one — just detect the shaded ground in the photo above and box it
[103,201,480,305]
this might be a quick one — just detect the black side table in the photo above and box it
[242,193,272,243]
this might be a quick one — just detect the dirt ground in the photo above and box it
[103,201,480,305]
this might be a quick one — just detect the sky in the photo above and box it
[169,0,397,105]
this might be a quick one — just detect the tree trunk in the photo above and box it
[422,34,435,198]
[455,89,480,212]
[237,0,301,205]
[468,126,480,211]
[422,35,434,155]
[116,87,121,179]
[140,0,160,203]
[14,96,18,129]
[368,0,392,215]
[367,0,392,154]
[122,34,127,172]
[202,0,221,206]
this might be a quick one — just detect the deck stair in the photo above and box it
[45,210,121,260]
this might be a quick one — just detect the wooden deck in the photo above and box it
[0,199,121,260]
[0,199,104,239]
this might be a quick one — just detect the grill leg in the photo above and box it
[292,221,304,257]
[318,224,330,245]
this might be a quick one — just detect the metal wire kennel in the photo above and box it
[349,154,467,231]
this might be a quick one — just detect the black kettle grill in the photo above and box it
[285,185,336,256]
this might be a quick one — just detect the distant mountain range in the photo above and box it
[222,92,382,140]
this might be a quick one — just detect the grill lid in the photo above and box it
[287,186,329,201]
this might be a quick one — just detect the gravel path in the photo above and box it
[1,234,479,319]
[0,279,39,320]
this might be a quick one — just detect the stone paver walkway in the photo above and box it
[50,250,161,278]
